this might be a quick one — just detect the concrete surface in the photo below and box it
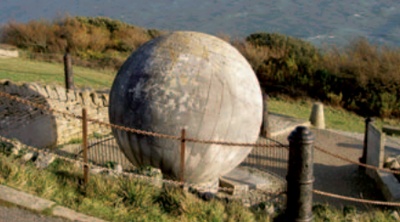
[0,185,106,222]
[220,167,271,194]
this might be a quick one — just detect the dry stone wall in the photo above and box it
[0,80,110,148]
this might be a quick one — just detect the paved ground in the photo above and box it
[262,113,400,210]
[0,203,68,222]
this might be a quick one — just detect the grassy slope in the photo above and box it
[0,58,115,89]
[269,97,399,133]
[0,57,398,133]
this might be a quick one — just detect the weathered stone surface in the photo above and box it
[309,102,325,129]
[0,185,55,211]
[0,81,111,148]
[35,152,56,169]
[109,31,263,184]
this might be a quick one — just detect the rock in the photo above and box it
[115,164,123,174]
[390,210,400,221]
[266,203,275,215]
[22,151,37,162]
[391,161,400,170]
[35,152,56,169]
[90,167,106,175]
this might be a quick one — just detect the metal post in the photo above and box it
[286,126,315,222]
[64,48,74,91]
[82,108,89,186]
[180,129,186,183]
[359,117,374,172]
[261,91,270,138]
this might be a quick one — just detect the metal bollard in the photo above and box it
[286,126,315,222]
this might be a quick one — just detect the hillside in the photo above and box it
[1,16,400,120]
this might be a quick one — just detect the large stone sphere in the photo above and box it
[109,31,262,184]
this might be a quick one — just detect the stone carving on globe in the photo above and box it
[109,31,263,187]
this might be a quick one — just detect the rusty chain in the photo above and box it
[0,91,286,148]
[3,135,400,207]
[313,189,400,207]
[0,135,285,200]
[315,145,400,175]
[5,92,400,207]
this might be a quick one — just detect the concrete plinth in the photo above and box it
[219,167,271,195]
[309,102,325,129]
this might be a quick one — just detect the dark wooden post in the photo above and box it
[359,117,374,172]
[261,91,270,138]
[64,48,74,91]
[286,126,315,222]
[82,108,89,186]
[180,128,186,183]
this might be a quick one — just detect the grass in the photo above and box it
[269,96,400,133]
[0,57,115,89]
[0,152,273,221]
[0,148,399,221]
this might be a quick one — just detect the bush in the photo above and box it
[0,16,156,70]
[321,38,400,117]
[236,32,322,97]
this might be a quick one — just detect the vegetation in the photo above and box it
[233,33,400,119]
[268,96,399,133]
[0,16,163,70]
[1,143,399,221]
[1,17,400,119]
[0,149,272,221]
[0,57,113,89]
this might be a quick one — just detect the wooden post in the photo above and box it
[82,108,89,186]
[64,48,74,91]
[180,128,186,183]
[261,91,270,137]
[286,126,315,222]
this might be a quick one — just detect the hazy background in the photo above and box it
[1,0,399,46]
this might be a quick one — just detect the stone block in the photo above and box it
[220,167,271,195]
[309,102,325,129]
[44,85,59,100]
[54,85,67,102]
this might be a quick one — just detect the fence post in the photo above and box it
[286,126,315,222]
[261,91,270,137]
[180,128,186,183]
[359,117,373,172]
[64,48,74,91]
[82,108,89,186]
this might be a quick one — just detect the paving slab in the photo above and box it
[52,206,107,222]
[0,185,55,212]
[0,185,107,221]
[220,167,271,195]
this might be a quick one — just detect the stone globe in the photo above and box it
[109,31,262,184]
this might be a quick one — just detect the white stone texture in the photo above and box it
[109,31,263,184]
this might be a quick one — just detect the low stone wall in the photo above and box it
[0,48,19,58]
[0,80,110,148]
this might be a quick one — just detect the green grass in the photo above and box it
[0,57,115,89]
[0,150,399,221]
[0,56,398,134]
[0,152,272,221]
[269,97,400,133]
